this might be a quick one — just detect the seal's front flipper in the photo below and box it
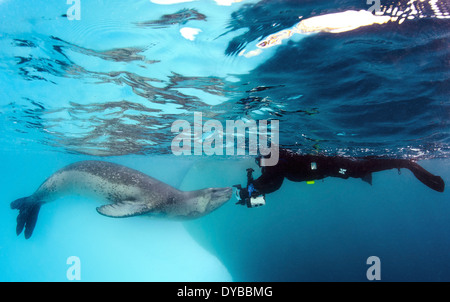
[96,201,152,218]
[408,162,445,193]
[10,196,42,239]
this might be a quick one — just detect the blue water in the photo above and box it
[0,0,449,281]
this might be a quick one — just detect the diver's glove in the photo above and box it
[233,184,248,206]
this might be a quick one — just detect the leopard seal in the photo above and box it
[11,160,232,239]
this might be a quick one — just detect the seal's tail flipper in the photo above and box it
[10,197,42,239]
[408,162,445,193]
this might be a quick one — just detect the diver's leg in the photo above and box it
[330,157,444,192]
[406,161,444,192]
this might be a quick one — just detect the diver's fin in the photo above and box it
[96,200,152,218]
[408,162,445,193]
[10,196,42,239]
[361,173,372,185]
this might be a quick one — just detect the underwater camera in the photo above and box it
[233,168,266,208]
[249,195,266,207]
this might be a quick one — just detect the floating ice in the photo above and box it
[214,0,243,6]
[150,0,196,4]
[180,27,202,41]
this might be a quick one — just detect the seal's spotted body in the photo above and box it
[11,161,232,238]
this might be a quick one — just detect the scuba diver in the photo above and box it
[234,148,445,208]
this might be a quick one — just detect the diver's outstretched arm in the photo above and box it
[252,167,285,195]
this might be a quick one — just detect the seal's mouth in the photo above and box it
[209,187,232,210]
[212,187,232,201]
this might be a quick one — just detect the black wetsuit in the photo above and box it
[247,149,445,197]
